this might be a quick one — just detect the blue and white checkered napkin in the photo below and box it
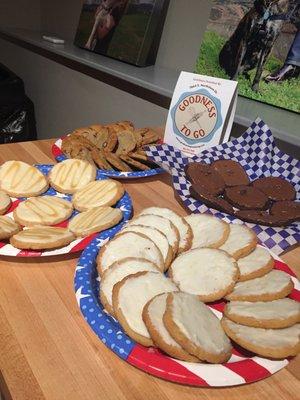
[145,118,300,255]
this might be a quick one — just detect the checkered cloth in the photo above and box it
[145,118,300,255]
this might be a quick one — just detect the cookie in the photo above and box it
[105,153,132,172]
[91,148,112,170]
[139,207,193,253]
[189,187,235,214]
[63,142,95,165]
[100,258,160,316]
[105,121,134,134]
[14,196,73,226]
[237,245,274,281]
[69,206,122,237]
[225,185,268,210]
[72,179,124,211]
[0,216,21,240]
[270,201,300,222]
[128,150,148,162]
[119,154,150,171]
[184,214,229,249]
[97,231,164,276]
[224,299,300,329]
[185,163,225,195]
[0,191,11,214]
[212,159,250,187]
[168,248,239,302]
[0,160,48,197]
[112,271,177,346]
[219,224,257,259]
[133,128,159,146]
[142,293,199,362]
[127,214,180,256]
[163,292,232,363]
[235,209,293,226]
[120,225,173,269]
[252,177,296,201]
[221,317,300,359]
[225,270,294,301]
[10,226,75,250]
[116,130,136,155]
[49,159,96,194]
[62,134,94,153]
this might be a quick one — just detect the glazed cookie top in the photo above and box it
[225,185,268,210]
[252,177,296,201]
[212,159,250,187]
[184,162,225,195]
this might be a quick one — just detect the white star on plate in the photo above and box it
[118,172,131,176]
[75,264,85,272]
[96,237,110,248]
[96,276,101,282]
[75,286,90,305]
[119,205,129,212]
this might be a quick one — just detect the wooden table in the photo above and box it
[0,140,299,400]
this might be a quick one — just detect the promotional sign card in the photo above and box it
[164,71,238,156]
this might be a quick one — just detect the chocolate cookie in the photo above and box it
[184,163,225,195]
[190,186,234,214]
[212,160,250,187]
[252,177,296,201]
[225,186,268,210]
[235,210,293,227]
[270,201,300,222]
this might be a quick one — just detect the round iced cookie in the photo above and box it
[237,245,274,281]
[219,224,257,259]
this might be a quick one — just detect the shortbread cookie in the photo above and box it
[120,225,173,269]
[112,271,177,346]
[143,293,199,362]
[219,224,257,259]
[14,196,73,226]
[127,214,180,255]
[0,216,21,240]
[116,130,136,155]
[139,207,193,253]
[68,206,122,237]
[72,179,124,211]
[100,258,160,316]
[169,248,239,302]
[0,160,48,197]
[184,214,229,249]
[221,317,300,359]
[224,299,300,329]
[225,270,294,301]
[49,159,96,194]
[237,246,274,281]
[0,191,11,214]
[164,292,232,363]
[97,231,164,276]
[10,226,75,250]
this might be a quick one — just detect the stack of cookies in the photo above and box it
[97,209,300,363]
[186,159,299,227]
[61,121,160,172]
[0,159,126,250]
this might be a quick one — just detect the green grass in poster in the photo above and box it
[196,31,300,113]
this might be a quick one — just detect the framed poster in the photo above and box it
[196,1,300,113]
[74,0,169,67]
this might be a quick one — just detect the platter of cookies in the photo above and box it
[0,159,132,257]
[52,121,164,178]
[74,207,300,387]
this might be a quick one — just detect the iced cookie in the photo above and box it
[14,196,73,226]
[212,159,250,187]
[112,271,177,346]
[225,270,294,301]
[49,159,96,194]
[168,248,239,302]
[219,224,257,259]
[0,216,21,240]
[97,231,164,276]
[0,160,48,197]
[184,214,229,249]
[185,163,225,195]
[224,299,300,329]
[163,292,232,363]
[225,186,268,210]
[237,246,274,281]
[252,177,296,201]
[72,179,124,211]
[221,317,300,359]
[143,293,199,362]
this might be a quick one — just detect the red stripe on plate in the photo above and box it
[52,144,63,157]
[289,288,300,302]
[128,344,209,386]
[0,242,8,249]
[225,359,271,382]
[17,250,42,257]
[274,260,296,277]
[6,199,22,213]
[70,233,98,253]
[53,220,69,228]
[209,301,225,313]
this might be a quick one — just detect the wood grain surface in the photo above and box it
[0,140,299,400]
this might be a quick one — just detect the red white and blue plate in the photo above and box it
[74,238,300,387]
[52,137,164,179]
[0,164,132,257]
